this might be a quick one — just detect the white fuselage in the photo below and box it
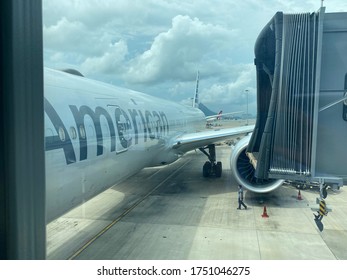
[44,68,206,221]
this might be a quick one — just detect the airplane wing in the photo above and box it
[172,124,254,153]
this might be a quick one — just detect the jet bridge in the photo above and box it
[247,7,347,189]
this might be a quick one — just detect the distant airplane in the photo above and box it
[44,68,281,222]
[205,110,243,125]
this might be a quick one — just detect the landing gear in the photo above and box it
[203,161,212,177]
[199,144,222,178]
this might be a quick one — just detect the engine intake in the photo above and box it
[230,135,284,193]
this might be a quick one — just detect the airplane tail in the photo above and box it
[217,110,223,120]
[193,70,199,108]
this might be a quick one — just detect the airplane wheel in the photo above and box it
[203,161,211,177]
[215,161,222,178]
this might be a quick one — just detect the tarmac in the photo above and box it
[46,121,347,260]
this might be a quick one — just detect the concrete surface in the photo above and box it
[47,138,347,260]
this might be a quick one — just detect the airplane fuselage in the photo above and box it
[45,68,206,221]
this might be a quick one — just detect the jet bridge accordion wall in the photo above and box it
[248,8,347,184]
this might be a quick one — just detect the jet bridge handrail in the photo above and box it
[319,93,347,112]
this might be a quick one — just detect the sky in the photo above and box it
[42,0,347,115]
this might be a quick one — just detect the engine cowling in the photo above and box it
[230,135,284,193]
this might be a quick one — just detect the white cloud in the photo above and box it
[199,64,256,111]
[43,17,87,51]
[125,15,236,84]
[81,40,128,75]
[43,16,116,67]
[42,0,347,114]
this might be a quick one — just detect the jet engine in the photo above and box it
[230,135,284,193]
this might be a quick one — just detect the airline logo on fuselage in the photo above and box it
[44,98,169,164]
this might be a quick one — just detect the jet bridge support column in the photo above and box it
[0,0,45,259]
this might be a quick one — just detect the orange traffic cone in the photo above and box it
[261,206,269,218]
[297,190,303,200]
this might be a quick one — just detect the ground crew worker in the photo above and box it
[237,184,247,210]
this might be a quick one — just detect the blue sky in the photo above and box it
[42,0,347,115]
